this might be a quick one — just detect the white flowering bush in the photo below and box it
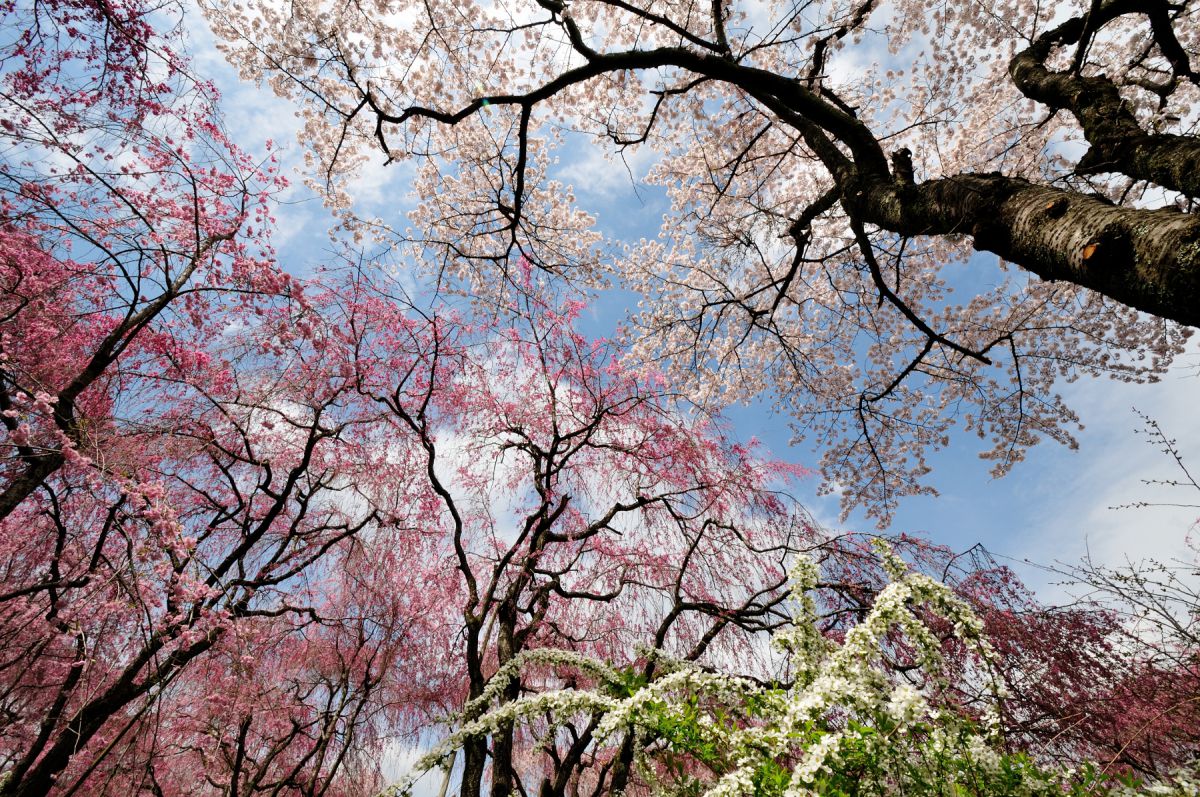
[381,543,1199,797]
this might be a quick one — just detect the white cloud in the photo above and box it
[558,135,659,202]
[184,3,344,262]
[1013,351,1200,599]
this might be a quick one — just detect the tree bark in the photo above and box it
[1008,0,1200,199]
[460,616,489,797]
[848,173,1200,326]
[460,740,488,797]
[489,613,520,797]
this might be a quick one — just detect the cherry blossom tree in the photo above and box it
[0,1,426,792]
[383,543,1200,797]
[1012,414,1200,775]
[0,5,818,792]
[7,0,1199,793]
[201,0,1200,520]
[0,6,816,792]
[0,0,284,520]
[324,276,817,797]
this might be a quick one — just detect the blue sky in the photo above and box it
[185,9,1200,602]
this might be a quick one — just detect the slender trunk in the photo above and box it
[460,740,488,797]
[461,616,488,797]
[606,734,636,796]
[490,725,515,797]
[546,728,593,797]
[435,751,456,797]
[489,613,519,797]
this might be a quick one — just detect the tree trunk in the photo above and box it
[848,173,1200,326]
[460,739,489,797]
[461,616,488,797]
[489,614,520,797]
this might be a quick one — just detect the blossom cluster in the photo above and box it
[380,545,1197,797]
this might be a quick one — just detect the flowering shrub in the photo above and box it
[385,543,1200,797]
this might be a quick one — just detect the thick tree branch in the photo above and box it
[1009,0,1200,198]
[848,172,1200,326]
